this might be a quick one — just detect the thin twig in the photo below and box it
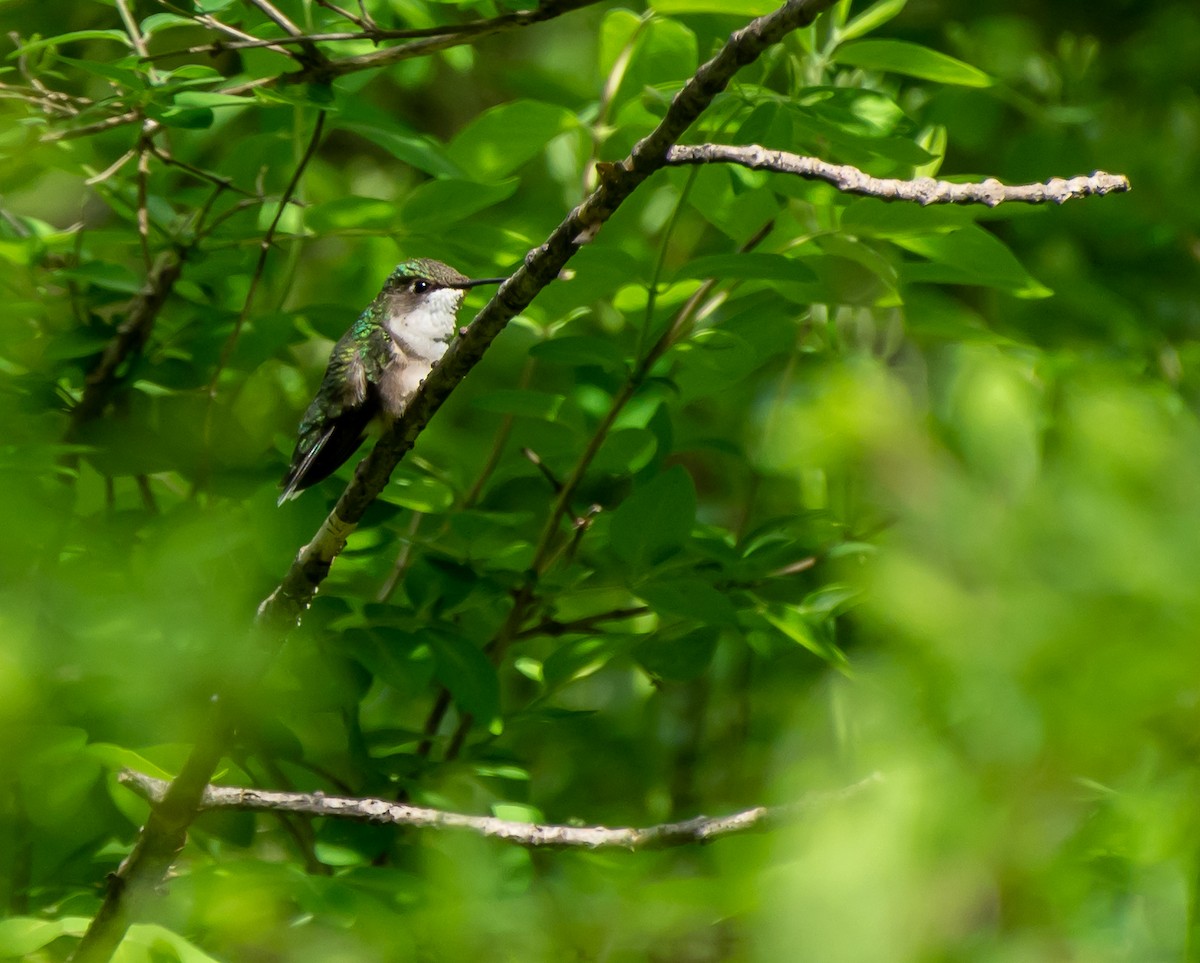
[135,128,153,272]
[154,0,301,60]
[513,606,651,641]
[312,0,372,31]
[377,511,423,603]
[147,0,603,61]
[208,110,326,395]
[41,111,142,143]
[461,358,536,509]
[115,0,151,59]
[243,0,306,37]
[121,769,883,849]
[147,145,255,197]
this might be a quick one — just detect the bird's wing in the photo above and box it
[278,339,377,503]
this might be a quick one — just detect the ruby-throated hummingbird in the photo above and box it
[278,258,505,504]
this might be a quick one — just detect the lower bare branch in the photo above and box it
[665,144,1131,206]
[120,770,882,850]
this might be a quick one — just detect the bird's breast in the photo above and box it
[377,348,433,417]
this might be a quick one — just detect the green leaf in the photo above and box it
[380,473,455,512]
[530,335,628,373]
[591,427,658,475]
[600,14,697,108]
[794,86,910,137]
[598,9,643,80]
[634,626,719,681]
[760,604,850,669]
[834,40,993,87]
[305,196,398,233]
[650,0,776,12]
[10,30,130,55]
[340,121,459,177]
[799,583,862,618]
[57,261,142,294]
[672,329,760,401]
[0,918,87,957]
[430,634,500,724]
[399,178,517,233]
[608,465,696,575]
[156,106,214,129]
[126,924,224,963]
[896,224,1052,298]
[447,100,577,180]
[676,253,818,284]
[473,389,565,421]
[542,635,631,690]
[89,743,174,780]
[842,196,978,237]
[838,0,908,43]
[172,90,254,109]
[638,578,738,626]
[140,13,195,34]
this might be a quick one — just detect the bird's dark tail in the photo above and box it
[278,409,374,504]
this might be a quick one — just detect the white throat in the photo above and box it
[385,287,465,361]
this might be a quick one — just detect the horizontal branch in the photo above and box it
[120,770,881,850]
[665,144,1131,206]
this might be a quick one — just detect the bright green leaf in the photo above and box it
[11,30,130,55]
[530,335,628,373]
[447,100,577,180]
[650,0,775,13]
[380,474,455,512]
[634,625,719,681]
[896,224,1052,298]
[430,634,500,723]
[305,196,398,233]
[400,178,517,233]
[834,39,993,87]
[172,90,254,109]
[608,465,696,575]
[638,578,738,626]
[838,0,908,43]
[676,253,818,284]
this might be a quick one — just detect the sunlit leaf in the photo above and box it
[834,39,993,86]
[608,465,696,575]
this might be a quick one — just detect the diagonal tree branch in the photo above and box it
[257,0,842,631]
[66,4,841,960]
[120,769,882,850]
[665,144,1132,205]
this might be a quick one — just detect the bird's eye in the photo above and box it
[412,279,430,294]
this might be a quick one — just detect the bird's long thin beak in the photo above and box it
[453,276,508,290]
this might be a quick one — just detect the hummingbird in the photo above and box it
[278,258,506,504]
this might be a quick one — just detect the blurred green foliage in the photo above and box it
[0,0,1197,960]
